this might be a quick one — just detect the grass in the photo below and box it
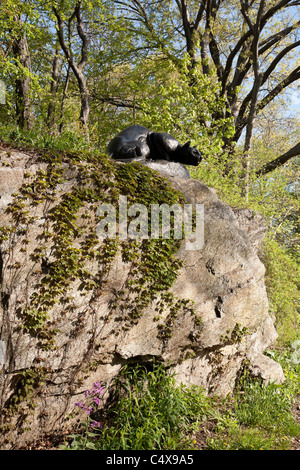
[61,345,300,451]
[62,362,212,450]
[0,123,93,154]
[206,346,300,450]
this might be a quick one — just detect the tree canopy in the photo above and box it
[0,1,299,198]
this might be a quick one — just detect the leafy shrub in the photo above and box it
[63,362,209,450]
[0,123,90,153]
[262,237,300,345]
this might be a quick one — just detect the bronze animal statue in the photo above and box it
[106,125,202,166]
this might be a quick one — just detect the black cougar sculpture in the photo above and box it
[106,125,202,166]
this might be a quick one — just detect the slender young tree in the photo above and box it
[53,1,90,140]
[47,42,60,128]
[12,14,33,130]
[240,0,265,199]
[59,62,71,133]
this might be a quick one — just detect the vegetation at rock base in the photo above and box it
[0,0,299,451]
[60,356,300,451]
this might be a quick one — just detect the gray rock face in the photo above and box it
[0,148,284,449]
[142,159,191,179]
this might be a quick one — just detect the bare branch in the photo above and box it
[52,3,90,137]
[257,141,300,175]
[224,0,299,92]
[257,65,300,112]
[94,95,144,112]
[181,0,192,53]
[75,2,89,71]
[52,7,72,62]
[259,20,300,53]
[234,65,300,142]
[222,30,252,91]
[205,0,224,79]
[262,40,300,85]
[194,1,206,31]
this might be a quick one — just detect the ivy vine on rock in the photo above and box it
[0,148,196,350]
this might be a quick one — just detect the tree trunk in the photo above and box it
[59,63,71,133]
[47,45,60,128]
[12,16,32,130]
[240,0,265,199]
[242,73,263,200]
[72,67,90,139]
[53,2,90,141]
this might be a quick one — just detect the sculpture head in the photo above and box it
[181,141,202,166]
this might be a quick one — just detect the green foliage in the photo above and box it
[5,366,47,412]
[234,372,293,431]
[63,362,210,450]
[266,347,300,398]
[207,350,300,450]
[208,426,290,451]
[220,323,249,345]
[261,237,300,345]
[0,1,45,121]
[135,57,235,159]
[0,124,91,153]
[63,350,300,451]
[249,157,300,261]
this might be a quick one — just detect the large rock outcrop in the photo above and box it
[0,146,284,449]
